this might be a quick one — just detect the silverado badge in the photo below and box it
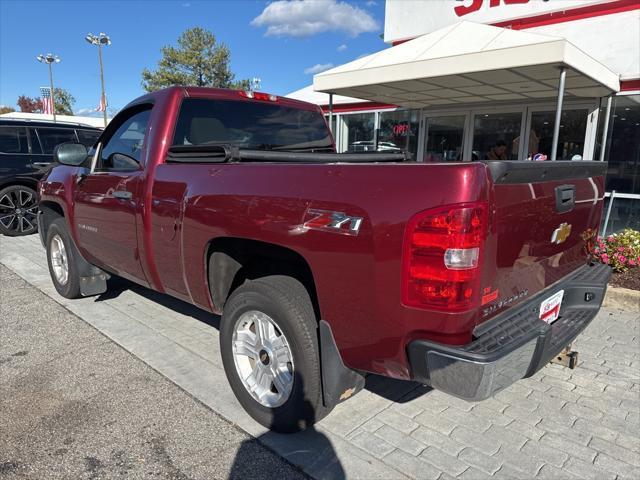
[551,222,572,245]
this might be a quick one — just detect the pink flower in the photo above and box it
[601,254,610,264]
[618,247,626,252]
[608,235,615,241]
[629,259,637,266]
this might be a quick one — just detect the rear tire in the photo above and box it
[46,218,81,299]
[220,275,329,432]
[0,185,38,236]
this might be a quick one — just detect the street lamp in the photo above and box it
[36,53,60,123]
[85,32,111,127]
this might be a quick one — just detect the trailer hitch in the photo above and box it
[551,345,579,369]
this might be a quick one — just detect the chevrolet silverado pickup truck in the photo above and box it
[38,86,611,432]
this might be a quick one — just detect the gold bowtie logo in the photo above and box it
[551,223,572,244]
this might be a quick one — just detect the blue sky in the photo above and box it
[0,0,386,115]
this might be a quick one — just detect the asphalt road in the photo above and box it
[0,265,306,480]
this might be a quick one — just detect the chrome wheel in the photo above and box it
[232,310,294,408]
[50,234,69,286]
[0,187,38,235]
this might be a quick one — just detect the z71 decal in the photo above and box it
[303,209,363,236]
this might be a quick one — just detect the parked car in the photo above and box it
[38,87,611,432]
[0,118,101,236]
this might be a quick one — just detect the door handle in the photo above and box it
[32,162,52,167]
[112,191,133,200]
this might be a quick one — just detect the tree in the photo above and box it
[53,88,75,115]
[0,106,15,115]
[16,88,75,115]
[141,27,250,92]
[17,95,42,113]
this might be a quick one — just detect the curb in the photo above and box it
[604,286,640,311]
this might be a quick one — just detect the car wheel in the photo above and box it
[0,185,38,236]
[46,218,81,299]
[220,275,328,432]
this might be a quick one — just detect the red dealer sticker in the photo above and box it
[539,290,564,325]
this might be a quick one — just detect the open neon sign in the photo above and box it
[393,123,410,135]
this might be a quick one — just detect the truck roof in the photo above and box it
[124,86,322,113]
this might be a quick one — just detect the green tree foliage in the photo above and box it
[0,106,16,115]
[141,27,250,92]
[53,88,75,115]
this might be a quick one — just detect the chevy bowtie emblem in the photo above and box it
[551,222,572,244]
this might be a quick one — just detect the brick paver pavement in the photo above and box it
[1,233,639,479]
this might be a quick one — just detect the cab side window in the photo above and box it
[97,108,151,171]
[0,127,28,154]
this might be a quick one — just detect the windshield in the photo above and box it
[172,98,333,152]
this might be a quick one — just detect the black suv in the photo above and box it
[0,118,102,236]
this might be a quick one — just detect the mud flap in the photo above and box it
[68,232,109,296]
[319,319,366,409]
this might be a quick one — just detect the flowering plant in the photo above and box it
[592,229,640,273]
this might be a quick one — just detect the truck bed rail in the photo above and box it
[166,144,411,164]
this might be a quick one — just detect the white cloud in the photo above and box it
[304,63,334,75]
[337,44,347,51]
[366,1,377,6]
[251,0,379,38]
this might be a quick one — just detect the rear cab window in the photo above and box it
[0,126,28,154]
[172,98,333,152]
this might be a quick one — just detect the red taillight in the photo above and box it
[402,202,488,312]
[239,90,277,102]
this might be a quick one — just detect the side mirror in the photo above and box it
[54,142,89,166]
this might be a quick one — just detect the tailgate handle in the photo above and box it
[555,185,575,213]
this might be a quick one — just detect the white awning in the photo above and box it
[285,85,368,106]
[313,22,620,108]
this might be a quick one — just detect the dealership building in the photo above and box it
[288,0,640,233]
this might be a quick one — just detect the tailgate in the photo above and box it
[478,161,607,324]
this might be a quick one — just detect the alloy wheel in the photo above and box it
[232,310,295,408]
[50,234,69,285]
[0,187,38,234]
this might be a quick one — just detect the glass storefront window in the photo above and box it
[529,109,588,160]
[423,115,466,162]
[604,95,640,195]
[472,112,522,160]
[342,112,375,152]
[602,196,640,235]
[378,110,419,159]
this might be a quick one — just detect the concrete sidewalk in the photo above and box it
[1,233,639,479]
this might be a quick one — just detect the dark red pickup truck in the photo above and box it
[38,86,611,432]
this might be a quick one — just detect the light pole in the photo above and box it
[36,53,60,123]
[85,32,111,127]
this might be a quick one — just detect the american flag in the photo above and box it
[97,94,107,112]
[40,87,53,115]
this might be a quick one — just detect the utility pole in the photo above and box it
[86,32,111,127]
[36,53,60,123]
